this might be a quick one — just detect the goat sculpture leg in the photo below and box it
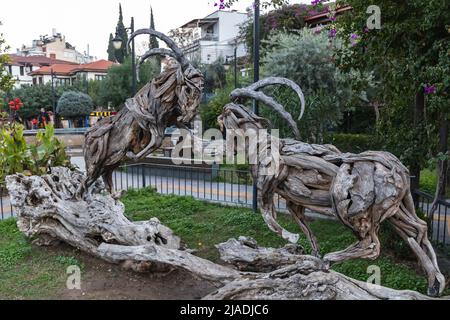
[388,200,446,296]
[287,201,320,257]
[102,170,114,194]
[323,225,381,265]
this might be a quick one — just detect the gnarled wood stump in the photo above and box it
[6,168,448,300]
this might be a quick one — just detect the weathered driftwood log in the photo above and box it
[6,169,447,300]
[206,237,442,300]
[5,168,241,284]
[218,77,446,296]
[80,28,204,196]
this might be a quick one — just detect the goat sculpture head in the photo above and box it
[128,29,204,125]
[218,77,306,139]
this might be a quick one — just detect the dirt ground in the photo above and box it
[53,247,217,300]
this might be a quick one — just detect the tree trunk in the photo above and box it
[438,118,448,197]
[411,91,425,199]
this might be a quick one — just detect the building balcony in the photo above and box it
[200,33,219,41]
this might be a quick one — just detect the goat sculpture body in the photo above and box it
[79,29,204,196]
[218,77,445,296]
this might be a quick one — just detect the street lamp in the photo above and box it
[252,0,260,212]
[111,17,137,96]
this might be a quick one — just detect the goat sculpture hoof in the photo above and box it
[428,274,446,297]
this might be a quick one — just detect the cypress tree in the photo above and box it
[114,3,129,64]
[107,33,115,62]
[149,7,159,49]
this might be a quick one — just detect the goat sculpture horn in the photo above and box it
[246,77,306,120]
[128,28,189,70]
[230,77,305,139]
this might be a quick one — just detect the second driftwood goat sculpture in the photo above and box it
[218,77,445,296]
[80,29,204,196]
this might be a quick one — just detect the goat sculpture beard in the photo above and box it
[218,77,446,297]
[79,29,204,197]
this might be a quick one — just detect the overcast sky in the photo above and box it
[1,0,304,60]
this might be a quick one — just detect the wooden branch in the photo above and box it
[6,168,448,300]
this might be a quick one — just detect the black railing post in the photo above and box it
[142,166,147,188]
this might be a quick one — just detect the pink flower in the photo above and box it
[424,85,437,95]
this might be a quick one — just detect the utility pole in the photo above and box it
[252,0,260,212]
[131,17,137,96]
[234,46,238,89]
[51,68,57,127]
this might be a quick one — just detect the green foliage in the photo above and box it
[200,69,250,130]
[0,22,14,94]
[56,91,93,118]
[8,82,92,119]
[98,57,159,109]
[0,123,73,184]
[324,133,378,154]
[149,7,159,50]
[420,168,438,195]
[261,29,354,140]
[195,59,227,94]
[55,255,82,268]
[334,0,450,169]
[107,33,116,62]
[121,188,435,293]
[240,3,310,58]
[114,4,129,64]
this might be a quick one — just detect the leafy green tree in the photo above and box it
[56,91,93,118]
[195,59,227,94]
[0,22,14,95]
[8,82,92,119]
[261,29,354,141]
[334,0,450,193]
[99,57,159,109]
[200,69,250,129]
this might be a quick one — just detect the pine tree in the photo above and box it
[107,33,115,62]
[149,6,159,49]
[114,3,129,64]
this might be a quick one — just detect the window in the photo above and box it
[95,75,106,81]
[39,77,43,85]
[33,78,37,85]
[20,66,24,76]
[8,65,12,74]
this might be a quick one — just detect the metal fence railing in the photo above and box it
[1,164,449,248]
[413,190,450,247]
[111,163,287,211]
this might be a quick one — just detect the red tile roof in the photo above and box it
[73,60,115,73]
[30,64,78,76]
[30,59,115,76]
[5,54,77,67]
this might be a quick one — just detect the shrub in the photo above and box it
[0,123,73,185]
[419,168,437,195]
[56,91,93,118]
[261,29,352,140]
[324,133,377,153]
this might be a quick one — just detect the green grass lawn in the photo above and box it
[122,188,437,294]
[0,219,82,299]
[0,187,448,299]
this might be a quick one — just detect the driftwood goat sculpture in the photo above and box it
[79,29,204,196]
[218,77,445,296]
